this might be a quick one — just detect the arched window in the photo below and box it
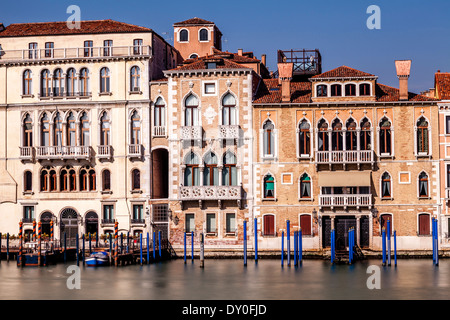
[345,84,356,96]
[53,112,63,147]
[263,174,275,199]
[222,93,236,125]
[199,28,208,41]
[130,66,140,92]
[332,119,343,151]
[379,118,392,155]
[418,172,429,198]
[360,83,371,96]
[80,112,90,146]
[89,169,96,191]
[360,118,371,151]
[132,169,140,190]
[23,70,32,95]
[263,120,275,157]
[418,213,430,236]
[100,67,110,93]
[24,171,32,192]
[49,170,57,192]
[100,111,110,145]
[299,173,311,199]
[41,170,49,192]
[417,117,429,154]
[223,152,237,186]
[203,152,218,186]
[67,112,76,146]
[381,172,392,199]
[184,152,200,186]
[41,69,51,97]
[179,29,188,42]
[316,84,327,97]
[41,113,50,146]
[131,111,140,145]
[66,68,76,96]
[184,94,199,126]
[80,169,88,191]
[154,98,166,127]
[298,120,310,156]
[189,54,198,59]
[69,169,76,191]
[102,169,111,191]
[346,119,357,151]
[330,84,342,97]
[60,169,69,192]
[79,68,90,96]
[53,68,64,97]
[318,119,329,152]
[23,113,33,147]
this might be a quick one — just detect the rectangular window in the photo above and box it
[23,206,34,222]
[226,213,236,234]
[28,43,38,59]
[133,39,143,55]
[103,205,114,221]
[133,204,143,220]
[204,83,215,95]
[446,116,450,134]
[185,214,195,233]
[300,215,312,236]
[103,40,113,56]
[45,42,54,58]
[206,213,216,234]
[84,40,93,57]
[263,215,275,236]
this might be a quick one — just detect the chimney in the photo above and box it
[261,54,266,66]
[278,62,293,103]
[0,23,4,32]
[395,60,411,101]
[237,48,243,56]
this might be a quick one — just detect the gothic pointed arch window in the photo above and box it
[23,113,33,147]
[41,169,49,192]
[418,172,429,198]
[80,169,88,191]
[223,152,237,186]
[222,93,236,125]
[263,120,275,157]
[360,118,372,151]
[379,117,392,155]
[184,152,200,186]
[23,70,32,96]
[184,94,199,126]
[154,97,166,128]
[89,169,96,191]
[130,66,140,92]
[132,169,140,191]
[53,112,63,147]
[60,168,69,192]
[416,117,429,155]
[381,172,392,199]
[346,118,357,151]
[80,112,90,146]
[49,169,57,192]
[67,112,76,147]
[299,173,312,199]
[100,67,110,93]
[332,118,343,151]
[318,119,329,152]
[131,110,140,145]
[100,111,110,145]
[41,113,50,147]
[79,68,90,96]
[203,152,218,186]
[298,120,311,156]
[263,174,275,199]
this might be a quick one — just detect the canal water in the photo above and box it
[0,258,448,301]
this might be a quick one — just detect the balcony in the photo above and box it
[128,144,143,159]
[181,126,202,142]
[97,145,112,160]
[20,146,35,161]
[36,146,91,161]
[315,150,374,169]
[319,194,372,210]
[179,185,242,208]
[218,125,240,141]
[0,45,152,63]
[37,91,92,100]
[153,126,167,137]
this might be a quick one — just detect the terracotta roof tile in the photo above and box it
[173,17,215,26]
[312,66,376,79]
[435,72,450,100]
[169,56,251,72]
[375,83,437,102]
[0,19,152,37]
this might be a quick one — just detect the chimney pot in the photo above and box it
[395,60,411,101]
[261,54,266,66]
[237,49,243,56]
[278,63,293,103]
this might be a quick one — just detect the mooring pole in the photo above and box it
[281,230,284,267]
[18,222,23,267]
[50,221,54,242]
[89,233,92,254]
[348,228,352,264]
[76,233,79,266]
[299,228,302,264]
[6,233,9,262]
[382,227,386,266]
[158,230,162,258]
[32,220,36,242]
[191,231,194,262]
[82,234,85,266]
[184,232,187,264]
[387,220,391,267]
[287,220,291,267]
[294,231,298,267]
[394,230,397,267]
[331,229,335,264]
[139,232,143,266]
[243,220,247,267]
[64,232,67,264]
[200,233,204,268]
[38,222,42,267]
[127,231,130,253]
[109,233,112,264]
[434,218,439,266]
[153,231,156,260]
[146,232,150,265]
[254,218,258,262]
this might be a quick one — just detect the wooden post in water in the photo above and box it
[287,220,291,267]
[387,220,391,267]
[50,221,54,242]
[76,233,79,266]
[382,227,386,266]
[38,222,42,267]
[109,233,112,264]
[114,221,118,267]
[254,218,258,262]
[158,231,162,258]
[243,220,247,267]
[299,228,302,264]
[191,231,194,263]
[394,230,397,267]
[139,232,143,266]
[82,234,85,266]
[18,221,23,267]
[200,233,204,268]
[184,232,187,264]
[146,232,150,265]
[89,233,92,254]
[153,231,156,260]
[294,231,298,267]
[64,232,67,264]
[32,220,36,242]
[6,233,9,262]
[281,231,284,267]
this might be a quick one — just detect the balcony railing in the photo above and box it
[38,92,92,100]
[97,145,112,159]
[319,194,372,209]
[128,144,143,158]
[20,146,34,161]
[153,126,167,137]
[131,219,146,225]
[179,185,241,201]
[181,126,202,141]
[218,125,240,140]
[0,45,152,62]
[36,146,91,160]
[316,150,374,165]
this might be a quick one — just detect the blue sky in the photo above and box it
[2,0,450,93]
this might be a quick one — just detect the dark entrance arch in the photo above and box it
[85,211,99,236]
[40,211,53,237]
[152,148,169,199]
[60,208,79,247]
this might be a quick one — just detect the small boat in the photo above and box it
[86,251,110,267]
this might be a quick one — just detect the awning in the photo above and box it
[318,171,371,187]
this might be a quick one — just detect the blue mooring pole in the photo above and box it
[294,231,298,267]
[394,230,397,267]
[281,230,284,266]
[254,218,258,262]
[158,231,162,258]
[331,229,335,264]
[82,234,85,265]
[139,233,143,266]
[382,227,386,266]
[153,231,156,260]
[387,220,391,267]
[299,229,302,264]
[6,233,9,262]
[434,218,439,266]
[348,228,352,264]
[191,231,194,262]
[184,232,187,264]
[76,233,79,266]
[64,232,67,263]
[287,220,291,267]
[243,220,247,267]
[146,232,150,265]
[432,218,435,264]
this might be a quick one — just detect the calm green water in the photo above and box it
[0,258,448,300]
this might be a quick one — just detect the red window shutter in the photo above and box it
[264,215,274,236]
[419,214,430,236]
[300,215,311,235]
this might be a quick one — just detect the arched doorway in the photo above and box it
[60,208,79,247]
[40,211,53,238]
[152,148,169,199]
[85,211,99,236]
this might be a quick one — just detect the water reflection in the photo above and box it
[0,259,448,300]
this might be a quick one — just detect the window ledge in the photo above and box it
[262,198,277,202]
[21,94,34,98]
[131,190,143,194]
[379,153,394,159]
[205,232,217,237]
[225,232,237,237]
[99,92,112,96]
[298,198,313,202]
[22,191,34,196]
[418,196,431,200]
[129,90,142,95]
[101,190,113,195]
[381,197,393,201]
[297,155,311,160]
